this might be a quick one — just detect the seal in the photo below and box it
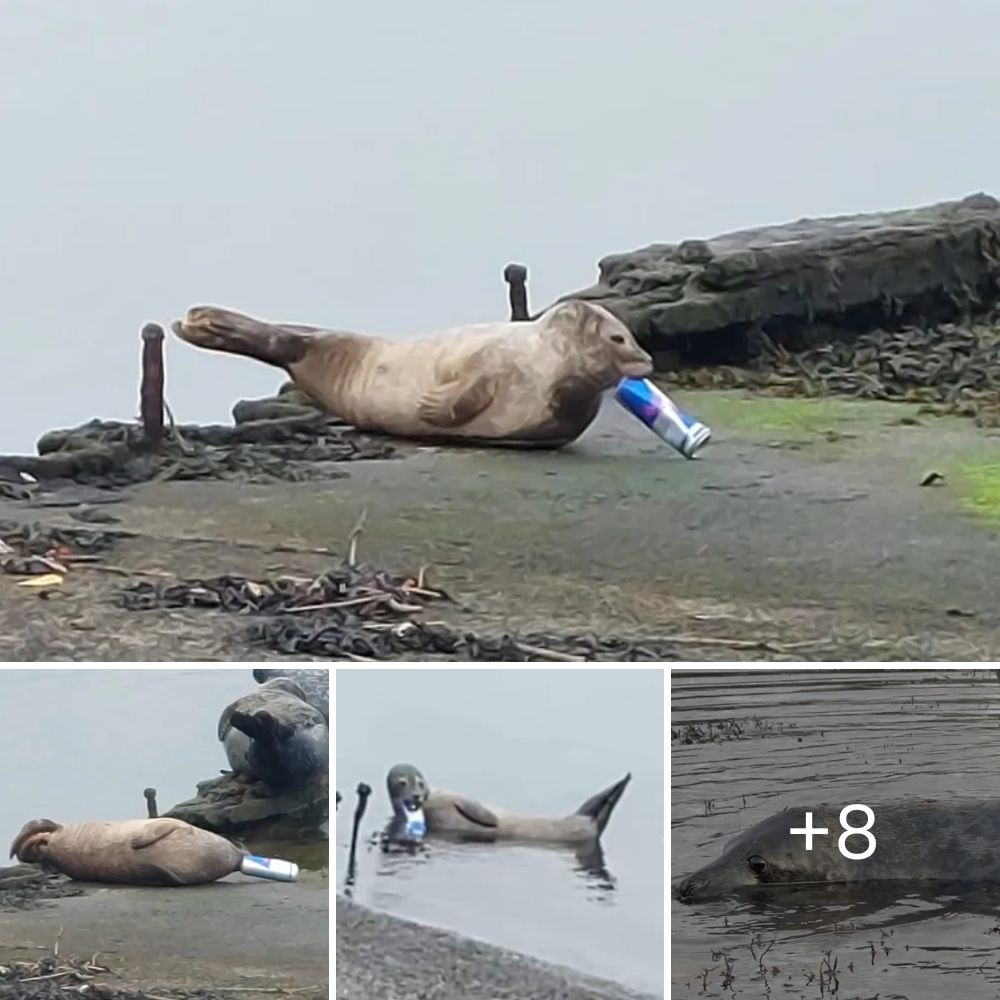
[219,677,328,791]
[9,817,244,886]
[252,668,329,721]
[676,800,1000,902]
[171,301,652,448]
[384,764,631,844]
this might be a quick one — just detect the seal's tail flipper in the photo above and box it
[9,818,60,862]
[230,709,295,744]
[171,306,315,370]
[574,773,631,838]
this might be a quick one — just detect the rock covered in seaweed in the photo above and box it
[165,770,329,837]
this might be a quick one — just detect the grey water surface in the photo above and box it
[672,668,1000,1000]
[336,668,664,997]
[0,667,327,867]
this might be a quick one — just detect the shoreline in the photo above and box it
[336,896,661,1000]
[0,871,328,998]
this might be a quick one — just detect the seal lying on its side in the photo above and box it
[677,800,1000,902]
[385,764,631,844]
[219,678,328,791]
[171,301,652,448]
[9,818,243,886]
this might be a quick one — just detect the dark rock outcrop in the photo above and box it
[165,771,329,836]
[556,193,1000,367]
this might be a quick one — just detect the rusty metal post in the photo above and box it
[140,323,165,448]
[503,263,529,321]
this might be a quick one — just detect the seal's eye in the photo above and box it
[747,855,767,876]
[611,334,625,344]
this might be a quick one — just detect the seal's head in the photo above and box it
[387,763,430,812]
[9,819,62,864]
[677,807,852,902]
[548,301,653,382]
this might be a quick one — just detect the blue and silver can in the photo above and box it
[240,854,300,882]
[402,801,426,842]
[615,378,711,458]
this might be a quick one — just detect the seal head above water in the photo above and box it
[677,800,1000,902]
[9,817,244,886]
[384,763,631,844]
[171,301,652,448]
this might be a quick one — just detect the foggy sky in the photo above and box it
[2,0,997,451]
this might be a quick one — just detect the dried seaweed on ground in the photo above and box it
[117,557,813,660]
[0,954,115,999]
[258,616,681,661]
[663,319,1000,425]
[0,404,396,489]
[0,867,83,912]
[0,953,318,1000]
[118,562,437,618]
[0,520,126,577]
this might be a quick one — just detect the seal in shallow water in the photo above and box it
[219,678,328,791]
[385,764,631,843]
[9,818,244,886]
[171,301,652,448]
[676,800,1000,902]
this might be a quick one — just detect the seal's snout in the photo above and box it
[620,354,654,379]
[676,874,704,903]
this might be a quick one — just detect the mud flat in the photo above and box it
[1,391,999,660]
[336,897,657,1000]
[0,873,328,998]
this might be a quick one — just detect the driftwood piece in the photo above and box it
[555,193,1000,364]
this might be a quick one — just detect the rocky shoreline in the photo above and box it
[0,865,82,912]
[336,897,659,1000]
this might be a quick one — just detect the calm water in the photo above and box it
[672,668,1000,1000]
[336,668,664,996]
[0,667,328,867]
[3,2,998,452]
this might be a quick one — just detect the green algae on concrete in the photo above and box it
[952,458,1000,527]
[666,389,923,438]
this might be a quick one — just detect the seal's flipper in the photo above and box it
[230,709,295,744]
[218,701,237,741]
[9,819,60,861]
[172,307,315,371]
[130,819,182,850]
[575,772,631,838]
[417,375,494,428]
[452,798,500,829]
[131,862,186,886]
